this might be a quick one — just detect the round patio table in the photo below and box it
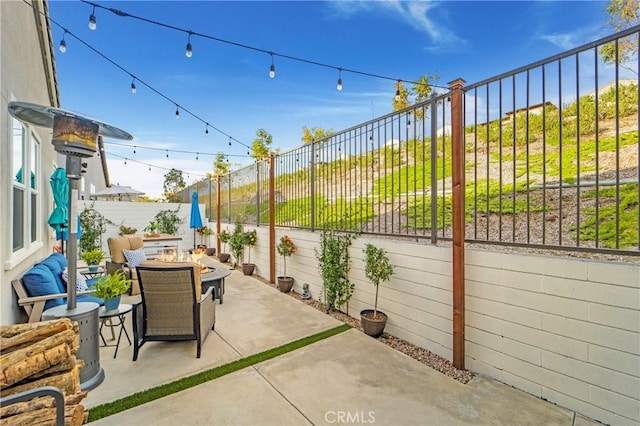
[201,268,231,304]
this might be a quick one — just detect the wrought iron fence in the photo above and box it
[198,26,638,256]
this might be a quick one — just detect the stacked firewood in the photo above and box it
[0,318,88,425]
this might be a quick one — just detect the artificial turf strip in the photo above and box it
[87,323,351,422]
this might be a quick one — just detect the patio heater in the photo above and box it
[8,102,133,391]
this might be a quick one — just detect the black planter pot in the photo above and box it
[360,309,388,338]
[242,263,255,275]
[219,253,230,263]
[277,276,294,293]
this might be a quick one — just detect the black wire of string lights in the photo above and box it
[22,0,253,152]
[108,151,234,180]
[79,0,449,91]
[107,140,249,160]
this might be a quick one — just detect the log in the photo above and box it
[0,320,75,352]
[1,366,80,398]
[1,343,72,388]
[1,329,78,382]
[1,404,85,426]
[0,391,87,418]
[0,319,74,340]
[28,357,77,381]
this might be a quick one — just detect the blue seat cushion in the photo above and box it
[22,264,65,310]
[39,254,67,294]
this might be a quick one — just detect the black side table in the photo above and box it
[98,303,132,358]
[79,266,106,279]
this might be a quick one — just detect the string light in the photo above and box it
[30,3,264,154]
[205,124,209,136]
[228,137,232,147]
[336,68,343,91]
[59,31,67,53]
[130,78,136,94]
[76,0,448,91]
[166,150,169,158]
[124,158,127,165]
[196,152,199,160]
[88,6,97,30]
[269,52,275,78]
[406,114,411,128]
[133,146,136,154]
[185,31,193,58]
[175,105,180,119]
[395,80,401,101]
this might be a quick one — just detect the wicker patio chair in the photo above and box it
[132,264,216,361]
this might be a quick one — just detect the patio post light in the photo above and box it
[8,101,133,390]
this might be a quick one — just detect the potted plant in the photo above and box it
[90,270,132,311]
[360,243,395,337]
[218,230,231,263]
[81,249,104,273]
[316,228,355,313]
[229,221,246,268]
[197,226,215,255]
[144,220,160,237]
[276,235,296,292]
[242,230,257,275]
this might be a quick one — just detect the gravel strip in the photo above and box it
[254,275,476,384]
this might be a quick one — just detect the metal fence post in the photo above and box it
[216,175,221,256]
[449,78,466,371]
[430,97,438,245]
[269,153,276,284]
[310,140,316,231]
[256,162,261,226]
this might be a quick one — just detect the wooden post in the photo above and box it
[216,175,221,256]
[449,78,466,370]
[269,153,276,284]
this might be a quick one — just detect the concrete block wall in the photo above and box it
[465,249,640,425]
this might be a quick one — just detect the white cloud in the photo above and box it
[537,24,604,51]
[327,1,466,52]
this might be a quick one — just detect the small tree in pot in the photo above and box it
[276,235,296,292]
[242,230,257,275]
[229,221,246,268]
[360,243,394,337]
[218,230,231,263]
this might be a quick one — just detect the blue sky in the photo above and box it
[47,0,613,198]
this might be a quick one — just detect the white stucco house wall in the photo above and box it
[0,0,108,324]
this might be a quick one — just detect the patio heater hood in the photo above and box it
[8,101,133,391]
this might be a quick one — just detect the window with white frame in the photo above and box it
[12,117,40,252]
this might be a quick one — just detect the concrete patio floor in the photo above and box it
[86,258,598,425]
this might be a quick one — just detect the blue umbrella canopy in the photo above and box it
[48,168,68,234]
[190,192,203,249]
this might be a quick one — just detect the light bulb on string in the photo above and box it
[59,31,67,53]
[395,80,401,102]
[175,105,180,119]
[148,165,151,172]
[406,114,411,128]
[269,52,275,78]
[196,152,199,160]
[228,137,232,147]
[124,158,127,165]
[336,68,343,91]
[133,146,136,154]
[166,150,169,158]
[88,6,97,30]
[185,32,193,58]
[205,124,209,136]
[131,78,137,94]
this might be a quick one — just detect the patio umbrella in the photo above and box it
[48,168,68,252]
[190,192,203,249]
[48,168,82,254]
[92,184,144,201]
